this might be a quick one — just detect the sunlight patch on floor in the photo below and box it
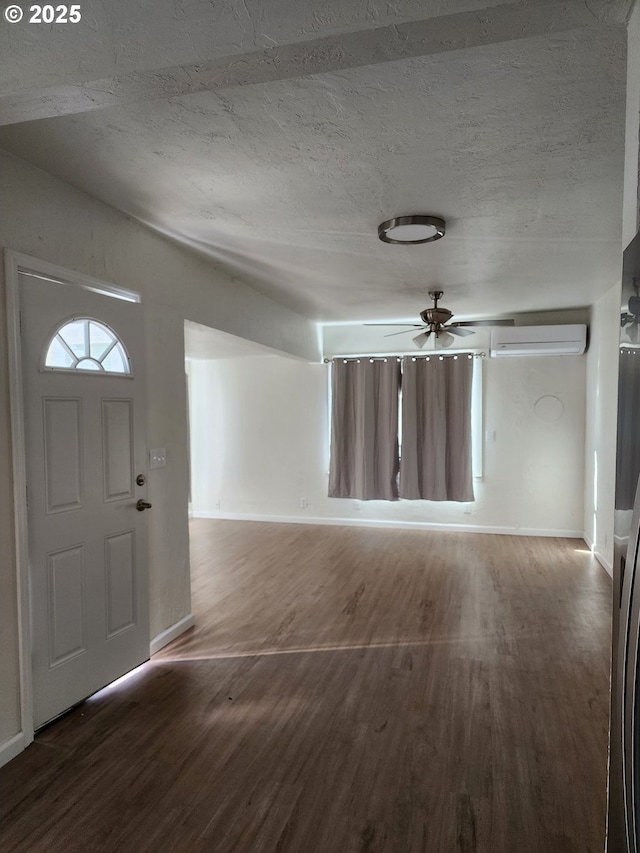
[152,632,545,663]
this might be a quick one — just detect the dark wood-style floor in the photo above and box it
[1,521,611,852]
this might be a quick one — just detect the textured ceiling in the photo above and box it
[0,0,633,323]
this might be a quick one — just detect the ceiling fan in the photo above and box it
[366,290,515,348]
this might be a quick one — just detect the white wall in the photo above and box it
[188,356,327,517]
[188,346,587,536]
[584,283,621,575]
[0,151,319,754]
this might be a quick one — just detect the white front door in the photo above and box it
[20,273,150,729]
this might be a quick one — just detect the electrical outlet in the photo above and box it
[353,500,361,511]
[215,499,221,510]
[464,503,471,515]
[299,497,308,508]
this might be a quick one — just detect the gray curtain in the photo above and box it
[400,355,474,502]
[328,358,400,500]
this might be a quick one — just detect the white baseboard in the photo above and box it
[0,732,26,768]
[191,511,583,539]
[594,552,613,577]
[582,533,613,578]
[150,613,195,655]
[513,527,584,539]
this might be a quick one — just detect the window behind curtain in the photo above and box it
[328,354,475,503]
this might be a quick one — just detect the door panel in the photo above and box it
[105,530,136,637]
[47,544,86,665]
[102,399,134,501]
[20,273,149,728]
[44,397,83,512]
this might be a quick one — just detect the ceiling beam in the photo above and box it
[0,0,631,127]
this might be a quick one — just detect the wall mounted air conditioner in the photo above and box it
[490,324,587,357]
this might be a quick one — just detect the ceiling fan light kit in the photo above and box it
[377,215,446,245]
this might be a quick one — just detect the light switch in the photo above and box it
[149,448,166,469]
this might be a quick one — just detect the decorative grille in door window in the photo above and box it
[44,318,131,375]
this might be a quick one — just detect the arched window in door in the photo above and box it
[44,317,131,375]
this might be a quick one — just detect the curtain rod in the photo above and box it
[323,352,486,363]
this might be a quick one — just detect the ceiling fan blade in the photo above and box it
[413,331,431,348]
[384,327,427,338]
[365,323,424,327]
[450,318,515,328]
[447,326,475,337]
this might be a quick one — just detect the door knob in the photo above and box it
[136,499,152,512]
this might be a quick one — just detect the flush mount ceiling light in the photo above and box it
[378,215,446,245]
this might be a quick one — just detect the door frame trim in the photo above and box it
[4,249,142,756]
